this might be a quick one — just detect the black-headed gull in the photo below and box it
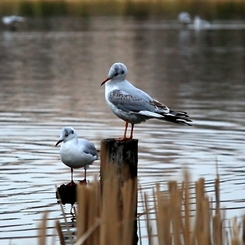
[178,12,192,25]
[2,15,25,31]
[55,127,98,184]
[101,62,192,140]
[193,16,211,30]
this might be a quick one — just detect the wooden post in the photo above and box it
[100,138,138,245]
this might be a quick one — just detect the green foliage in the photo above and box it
[0,0,244,19]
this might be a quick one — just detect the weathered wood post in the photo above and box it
[100,138,138,245]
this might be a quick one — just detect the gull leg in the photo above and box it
[68,168,76,186]
[79,168,87,185]
[117,121,131,141]
[122,121,129,139]
[129,124,134,139]
[71,168,73,182]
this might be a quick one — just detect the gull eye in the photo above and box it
[64,129,69,137]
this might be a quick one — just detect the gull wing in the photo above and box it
[108,89,169,114]
[79,139,98,158]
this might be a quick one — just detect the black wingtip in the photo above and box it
[162,110,192,126]
[176,119,192,126]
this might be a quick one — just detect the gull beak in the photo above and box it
[55,139,63,147]
[101,77,110,86]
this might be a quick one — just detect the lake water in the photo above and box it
[0,16,245,244]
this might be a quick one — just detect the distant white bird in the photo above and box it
[178,12,192,25]
[101,63,192,140]
[55,127,98,184]
[2,15,25,30]
[193,15,211,29]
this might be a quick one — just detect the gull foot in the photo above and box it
[79,179,87,185]
[67,181,76,186]
[115,137,133,141]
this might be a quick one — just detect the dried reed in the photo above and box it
[38,211,48,245]
[75,169,137,245]
[140,170,244,245]
[39,168,245,245]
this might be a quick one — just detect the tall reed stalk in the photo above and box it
[75,171,137,245]
[39,169,245,245]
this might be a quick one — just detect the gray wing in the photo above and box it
[108,89,169,114]
[80,139,98,158]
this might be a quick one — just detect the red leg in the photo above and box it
[117,121,132,141]
[68,168,76,185]
[129,124,134,139]
[79,168,87,185]
[123,121,128,139]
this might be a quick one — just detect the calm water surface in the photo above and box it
[0,17,245,244]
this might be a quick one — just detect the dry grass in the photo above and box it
[38,167,245,245]
[75,169,137,245]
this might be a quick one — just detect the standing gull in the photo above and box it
[55,127,98,184]
[178,12,192,26]
[101,62,192,140]
[2,15,25,31]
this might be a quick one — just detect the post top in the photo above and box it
[101,138,139,143]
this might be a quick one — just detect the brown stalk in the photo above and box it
[74,219,100,245]
[194,178,205,245]
[76,184,88,243]
[183,171,191,245]
[155,183,171,245]
[54,168,238,245]
[201,197,211,245]
[55,220,65,245]
[169,183,182,245]
[121,179,137,245]
[88,185,95,245]
[154,184,162,245]
[38,211,48,245]
[242,216,245,244]
[56,185,74,245]
[100,177,120,245]
[144,192,153,245]
[230,218,241,245]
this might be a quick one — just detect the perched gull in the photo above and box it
[101,63,192,140]
[178,12,192,25]
[55,127,98,184]
[193,15,211,30]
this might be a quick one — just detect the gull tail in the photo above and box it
[161,110,192,126]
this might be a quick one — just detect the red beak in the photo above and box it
[101,77,110,86]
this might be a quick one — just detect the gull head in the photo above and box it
[101,62,127,86]
[55,127,77,146]
[178,12,191,25]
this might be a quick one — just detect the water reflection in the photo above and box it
[0,17,245,244]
